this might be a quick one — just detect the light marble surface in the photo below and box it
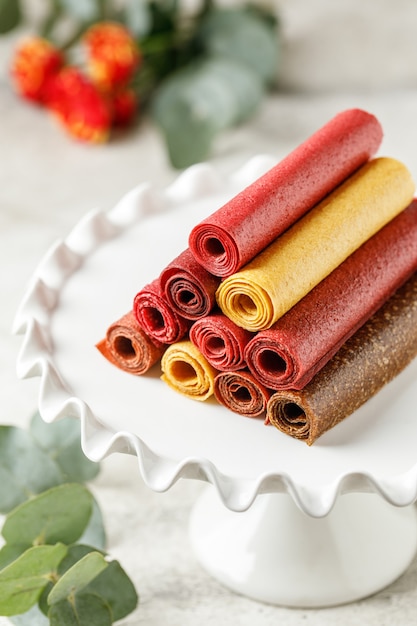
[3,5,417,623]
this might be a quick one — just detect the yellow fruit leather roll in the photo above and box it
[161,340,218,401]
[216,157,415,332]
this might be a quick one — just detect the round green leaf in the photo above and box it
[0,543,29,571]
[0,426,63,514]
[198,7,280,86]
[48,593,112,626]
[30,413,100,484]
[153,56,263,168]
[0,544,67,616]
[56,545,138,620]
[2,484,93,546]
[0,0,21,34]
[48,552,108,605]
[85,559,139,621]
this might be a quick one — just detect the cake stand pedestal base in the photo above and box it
[189,487,417,607]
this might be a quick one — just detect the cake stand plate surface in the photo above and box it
[14,157,417,607]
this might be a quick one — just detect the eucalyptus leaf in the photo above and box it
[0,543,30,571]
[85,559,139,620]
[48,593,112,626]
[0,543,67,616]
[30,412,100,484]
[0,0,21,34]
[56,544,138,620]
[2,484,93,546]
[0,426,63,514]
[153,56,263,168]
[198,7,280,86]
[57,544,102,573]
[38,581,54,617]
[48,552,108,605]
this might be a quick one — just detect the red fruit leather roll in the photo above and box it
[188,108,383,277]
[266,273,417,445]
[214,370,272,418]
[133,278,191,344]
[189,311,254,371]
[96,311,166,375]
[245,199,417,391]
[160,248,220,320]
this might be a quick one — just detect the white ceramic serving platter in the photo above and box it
[14,156,417,519]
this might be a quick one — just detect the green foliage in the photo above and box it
[0,0,280,168]
[0,415,138,625]
[153,56,264,168]
[0,0,21,34]
[152,4,280,167]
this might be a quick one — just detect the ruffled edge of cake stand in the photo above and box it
[12,156,417,518]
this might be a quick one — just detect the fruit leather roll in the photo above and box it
[189,312,254,371]
[189,108,383,277]
[96,311,166,375]
[266,273,417,445]
[133,278,191,344]
[217,157,415,332]
[160,248,220,320]
[214,370,272,418]
[161,340,218,401]
[245,199,417,391]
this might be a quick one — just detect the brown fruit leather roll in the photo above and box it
[245,200,417,391]
[266,273,417,445]
[214,370,272,418]
[189,108,383,277]
[190,311,254,371]
[160,248,220,320]
[133,278,191,344]
[96,311,166,375]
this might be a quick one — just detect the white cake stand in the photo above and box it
[14,156,417,608]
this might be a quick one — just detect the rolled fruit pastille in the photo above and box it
[188,108,383,277]
[96,311,166,375]
[266,273,417,445]
[133,278,192,344]
[189,311,254,371]
[159,248,220,320]
[244,199,417,390]
[214,369,272,418]
[216,157,415,332]
[161,340,218,401]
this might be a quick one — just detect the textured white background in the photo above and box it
[2,1,417,623]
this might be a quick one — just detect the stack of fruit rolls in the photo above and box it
[97,107,417,443]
